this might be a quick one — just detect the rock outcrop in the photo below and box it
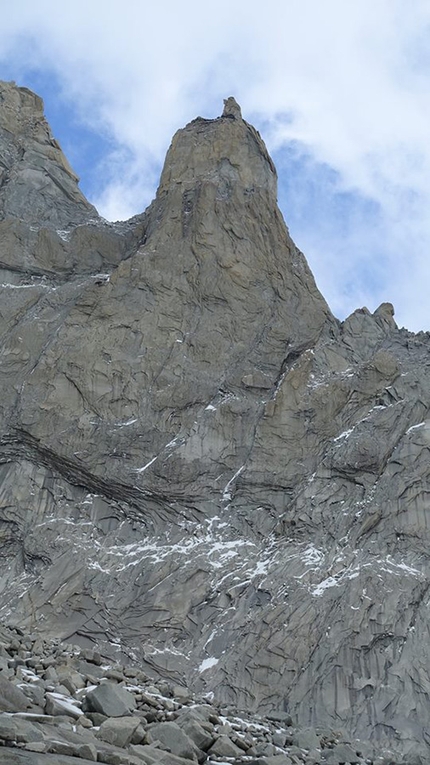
[1,80,430,761]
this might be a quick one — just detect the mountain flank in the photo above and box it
[0,81,430,763]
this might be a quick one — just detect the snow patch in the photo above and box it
[17,668,39,683]
[383,556,422,578]
[253,560,269,576]
[311,555,422,597]
[311,575,340,596]
[88,562,110,573]
[56,229,71,241]
[198,657,219,672]
[0,282,51,290]
[92,273,110,283]
[301,544,324,565]
[311,568,359,596]
[222,466,245,502]
[334,428,353,442]
[203,630,218,649]
[406,422,425,434]
[135,456,157,473]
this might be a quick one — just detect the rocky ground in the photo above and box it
[0,625,416,765]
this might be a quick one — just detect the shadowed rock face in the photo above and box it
[1,80,430,761]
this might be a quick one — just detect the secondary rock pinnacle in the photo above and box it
[0,80,96,227]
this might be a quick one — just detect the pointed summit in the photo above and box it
[14,96,334,470]
[147,98,332,374]
[158,97,277,201]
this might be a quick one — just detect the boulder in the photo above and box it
[56,666,86,692]
[0,675,30,712]
[45,691,82,719]
[128,744,162,764]
[147,721,202,761]
[207,734,245,758]
[320,743,363,763]
[293,727,320,750]
[47,740,78,756]
[266,712,293,726]
[129,746,198,765]
[0,716,19,740]
[96,716,141,748]
[172,686,191,703]
[83,682,136,717]
[78,743,98,761]
[179,719,214,751]
[0,747,116,765]
[20,683,45,708]
[22,742,47,753]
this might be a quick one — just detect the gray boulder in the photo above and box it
[128,744,162,764]
[47,741,78,757]
[147,721,202,761]
[96,715,141,748]
[293,727,321,750]
[179,719,214,752]
[208,734,245,758]
[320,742,363,763]
[0,676,30,711]
[20,683,45,708]
[45,691,82,719]
[83,683,136,717]
[0,716,17,741]
[76,743,98,762]
[0,750,104,764]
[129,746,200,765]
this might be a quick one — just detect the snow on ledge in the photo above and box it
[334,428,353,442]
[406,421,425,434]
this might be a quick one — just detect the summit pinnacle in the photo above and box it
[222,96,242,119]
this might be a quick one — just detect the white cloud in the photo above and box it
[1,0,430,329]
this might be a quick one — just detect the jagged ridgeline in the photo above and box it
[1,81,430,762]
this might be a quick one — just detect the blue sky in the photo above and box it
[1,1,430,331]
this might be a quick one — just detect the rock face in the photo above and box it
[1,80,430,761]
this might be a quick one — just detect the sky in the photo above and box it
[0,1,429,331]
